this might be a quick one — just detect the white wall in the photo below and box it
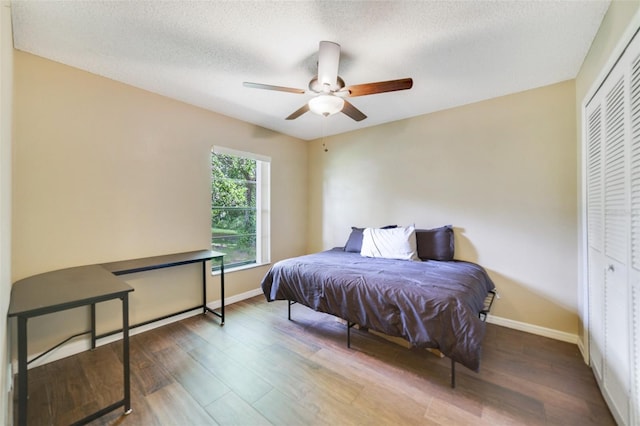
[1,1,13,423]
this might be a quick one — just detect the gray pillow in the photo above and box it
[344,225,397,252]
[415,225,454,261]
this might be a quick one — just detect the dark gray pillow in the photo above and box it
[415,225,454,261]
[344,227,365,252]
[344,225,397,252]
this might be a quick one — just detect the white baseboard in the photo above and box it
[207,287,263,309]
[16,287,265,371]
[487,314,578,344]
[577,337,589,364]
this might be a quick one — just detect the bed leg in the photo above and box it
[451,358,456,388]
[287,300,299,321]
[345,321,358,348]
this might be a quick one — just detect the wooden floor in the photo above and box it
[17,296,614,425]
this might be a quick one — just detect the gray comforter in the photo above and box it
[261,248,495,371]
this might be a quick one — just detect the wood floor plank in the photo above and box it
[458,356,614,426]
[222,344,318,403]
[144,382,217,425]
[78,345,126,408]
[34,356,95,424]
[130,363,174,398]
[188,342,274,404]
[151,345,230,407]
[220,338,364,407]
[23,363,54,425]
[181,314,243,352]
[205,392,272,426]
[221,301,325,359]
[350,384,431,425]
[252,388,321,425]
[424,396,486,425]
[479,404,546,426]
[481,343,605,404]
[311,344,447,409]
[91,395,162,426]
[301,384,400,426]
[458,373,547,423]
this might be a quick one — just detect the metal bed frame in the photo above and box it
[287,289,498,388]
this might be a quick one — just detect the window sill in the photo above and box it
[211,261,271,276]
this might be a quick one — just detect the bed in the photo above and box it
[260,225,497,387]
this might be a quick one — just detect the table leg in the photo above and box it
[201,261,207,314]
[90,303,96,350]
[122,295,132,415]
[17,316,28,426]
[220,259,225,325]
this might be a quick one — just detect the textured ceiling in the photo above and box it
[11,1,610,140]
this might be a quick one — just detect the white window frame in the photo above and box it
[212,146,271,271]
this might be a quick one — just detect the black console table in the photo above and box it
[100,249,226,332]
[8,249,224,426]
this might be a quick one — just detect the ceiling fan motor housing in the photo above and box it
[309,76,346,93]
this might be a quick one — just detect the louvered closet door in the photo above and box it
[586,28,640,426]
[602,71,630,424]
[584,27,640,425]
[629,36,640,426]
[586,67,631,424]
[586,101,605,380]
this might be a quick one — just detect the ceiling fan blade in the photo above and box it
[243,82,305,94]
[317,41,341,90]
[285,104,310,120]
[346,78,413,97]
[341,100,367,122]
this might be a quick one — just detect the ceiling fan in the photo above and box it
[243,41,413,122]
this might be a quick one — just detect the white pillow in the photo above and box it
[360,226,420,261]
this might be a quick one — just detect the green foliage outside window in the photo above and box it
[211,152,257,268]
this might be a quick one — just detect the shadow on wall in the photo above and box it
[452,227,478,263]
[451,227,578,336]
[483,268,579,336]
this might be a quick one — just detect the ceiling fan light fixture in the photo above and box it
[308,95,344,117]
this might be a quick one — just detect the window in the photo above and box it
[211,146,270,270]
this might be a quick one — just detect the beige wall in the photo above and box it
[308,80,579,335]
[575,0,640,353]
[1,2,13,424]
[12,51,308,354]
